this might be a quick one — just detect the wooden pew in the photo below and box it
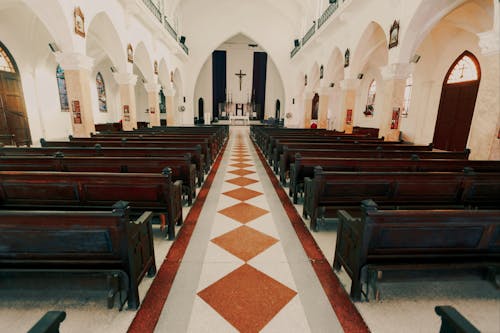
[0,154,197,205]
[435,306,480,333]
[0,169,182,240]
[303,167,500,231]
[28,311,66,333]
[270,141,431,170]
[0,201,156,310]
[334,200,500,301]
[0,145,205,187]
[279,147,471,183]
[42,138,214,169]
[289,155,500,203]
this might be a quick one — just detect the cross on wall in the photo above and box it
[235,70,246,91]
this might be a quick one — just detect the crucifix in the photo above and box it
[235,69,246,91]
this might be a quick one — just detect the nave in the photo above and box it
[2,126,498,333]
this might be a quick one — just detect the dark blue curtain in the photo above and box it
[212,51,226,119]
[252,52,267,120]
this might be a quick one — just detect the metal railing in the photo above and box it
[163,17,178,40]
[179,42,189,55]
[290,45,301,58]
[318,1,339,29]
[302,23,316,46]
[141,0,162,22]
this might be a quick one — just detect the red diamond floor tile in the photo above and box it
[222,187,262,201]
[218,202,268,223]
[225,177,259,187]
[211,225,278,261]
[198,264,297,333]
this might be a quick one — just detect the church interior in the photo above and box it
[0,0,499,332]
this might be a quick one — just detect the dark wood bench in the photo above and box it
[303,167,500,231]
[289,155,500,203]
[270,141,432,170]
[435,306,480,333]
[279,147,471,184]
[0,154,197,205]
[334,200,500,301]
[42,138,214,170]
[0,145,205,187]
[0,201,156,310]
[28,311,66,333]
[0,169,182,240]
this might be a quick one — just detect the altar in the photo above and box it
[229,114,250,125]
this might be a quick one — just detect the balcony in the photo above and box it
[141,0,161,22]
[317,1,339,29]
[301,23,316,47]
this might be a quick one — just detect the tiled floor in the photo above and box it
[155,127,342,332]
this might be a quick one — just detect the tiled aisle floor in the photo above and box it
[156,127,343,332]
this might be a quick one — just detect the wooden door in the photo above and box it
[433,51,480,151]
[0,41,31,146]
[198,97,204,121]
[275,99,281,119]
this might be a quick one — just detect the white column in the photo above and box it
[144,82,161,127]
[113,72,138,131]
[56,52,95,137]
[339,78,360,133]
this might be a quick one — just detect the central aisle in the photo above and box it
[155,126,343,332]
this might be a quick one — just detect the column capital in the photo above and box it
[144,82,161,93]
[55,52,94,71]
[477,29,500,56]
[380,63,412,81]
[113,72,137,85]
[339,78,360,91]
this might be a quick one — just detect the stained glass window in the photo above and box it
[402,75,413,117]
[365,80,376,115]
[0,46,15,73]
[447,55,478,84]
[96,72,107,112]
[56,65,69,112]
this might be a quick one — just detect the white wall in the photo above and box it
[194,56,212,121]
[265,58,285,119]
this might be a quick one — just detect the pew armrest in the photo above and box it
[133,210,153,225]
[28,311,66,333]
[435,306,480,333]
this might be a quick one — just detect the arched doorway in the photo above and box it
[311,93,319,120]
[433,51,480,151]
[198,98,204,123]
[275,99,281,119]
[0,41,31,146]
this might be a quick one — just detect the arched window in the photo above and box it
[446,55,478,84]
[56,65,69,112]
[0,45,15,73]
[96,72,107,112]
[402,74,413,117]
[365,79,376,115]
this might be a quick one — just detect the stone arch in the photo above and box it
[350,21,388,76]
[86,11,127,72]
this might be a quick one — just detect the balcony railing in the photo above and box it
[141,0,161,22]
[318,1,339,29]
[290,45,301,58]
[180,42,189,55]
[302,23,316,47]
[163,17,178,40]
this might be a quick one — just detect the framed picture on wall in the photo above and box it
[345,109,352,125]
[72,100,82,124]
[389,20,400,49]
[127,44,134,63]
[154,60,158,75]
[74,7,85,38]
[344,49,350,68]
[390,107,400,129]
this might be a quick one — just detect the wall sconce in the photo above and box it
[329,82,335,88]
[110,66,117,73]
[357,73,364,79]
[48,42,60,53]
[179,36,186,44]
[410,54,421,63]
[183,96,186,103]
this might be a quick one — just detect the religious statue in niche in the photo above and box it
[320,65,324,79]
[74,7,85,38]
[127,44,134,63]
[344,49,350,68]
[389,20,400,49]
[154,60,158,75]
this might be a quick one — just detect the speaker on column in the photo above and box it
[179,36,186,44]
